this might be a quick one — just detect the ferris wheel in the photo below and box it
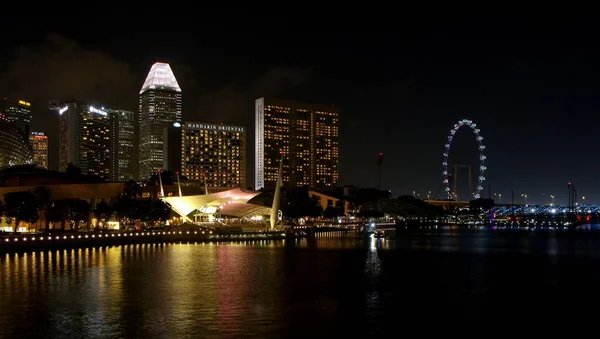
[442,119,486,200]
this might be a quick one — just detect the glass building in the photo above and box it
[255,97,339,190]
[29,132,48,169]
[138,62,182,180]
[2,98,32,136]
[55,102,111,179]
[0,113,33,168]
[107,109,135,181]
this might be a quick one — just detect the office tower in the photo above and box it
[29,132,49,169]
[0,113,33,168]
[107,108,135,181]
[166,122,246,188]
[255,97,339,190]
[1,98,32,137]
[54,102,111,178]
[139,62,182,180]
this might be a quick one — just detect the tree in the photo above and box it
[281,187,323,219]
[3,191,40,232]
[113,198,138,230]
[33,186,51,231]
[46,201,64,230]
[0,200,4,223]
[65,163,82,177]
[150,199,171,222]
[94,200,113,229]
[70,199,91,230]
[323,206,344,219]
[122,180,142,199]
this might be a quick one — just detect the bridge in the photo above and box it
[492,205,600,216]
[424,199,525,210]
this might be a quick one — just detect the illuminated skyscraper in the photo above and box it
[0,113,32,168]
[29,132,48,169]
[255,97,339,190]
[139,62,182,180]
[107,109,135,181]
[55,102,111,178]
[164,122,246,188]
[2,98,32,136]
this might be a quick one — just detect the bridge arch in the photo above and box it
[442,119,486,199]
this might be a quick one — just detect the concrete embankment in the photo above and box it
[0,230,292,253]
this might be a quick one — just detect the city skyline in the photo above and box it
[3,26,600,204]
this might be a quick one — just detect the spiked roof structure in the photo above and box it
[139,62,182,94]
[160,188,271,219]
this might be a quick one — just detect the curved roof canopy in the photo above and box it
[160,188,270,218]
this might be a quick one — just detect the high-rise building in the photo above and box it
[54,102,111,178]
[2,98,32,136]
[0,113,33,168]
[139,62,182,180]
[106,108,135,181]
[255,97,339,190]
[164,122,246,188]
[29,132,48,169]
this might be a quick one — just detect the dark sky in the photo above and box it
[1,20,599,205]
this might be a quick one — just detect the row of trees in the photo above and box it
[0,186,171,233]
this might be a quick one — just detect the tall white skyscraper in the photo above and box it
[138,62,182,180]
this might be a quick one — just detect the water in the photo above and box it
[2,229,600,338]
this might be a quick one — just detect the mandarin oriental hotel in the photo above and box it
[163,122,246,188]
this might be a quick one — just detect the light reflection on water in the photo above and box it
[2,230,600,337]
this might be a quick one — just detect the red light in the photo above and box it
[379,152,383,156]
[568,182,572,185]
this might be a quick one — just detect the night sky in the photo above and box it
[1,21,598,205]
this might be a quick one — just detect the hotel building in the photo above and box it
[54,102,111,178]
[139,62,182,180]
[2,98,32,136]
[29,132,49,169]
[255,97,339,190]
[107,108,135,181]
[164,122,246,188]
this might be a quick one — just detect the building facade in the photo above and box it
[0,113,33,168]
[108,109,135,181]
[163,122,246,188]
[255,97,339,190]
[2,98,32,136]
[139,62,182,180]
[29,132,48,169]
[55,102,111,179]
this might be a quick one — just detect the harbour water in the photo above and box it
[2,228,600,338]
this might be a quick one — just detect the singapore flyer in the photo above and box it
[442,119,486,200]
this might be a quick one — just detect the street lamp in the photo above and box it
[550,195,555,206]
[521,193,528,206]
[494,193,502,204]
[427,191,431,200]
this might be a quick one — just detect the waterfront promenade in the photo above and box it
[0,229,291,253]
